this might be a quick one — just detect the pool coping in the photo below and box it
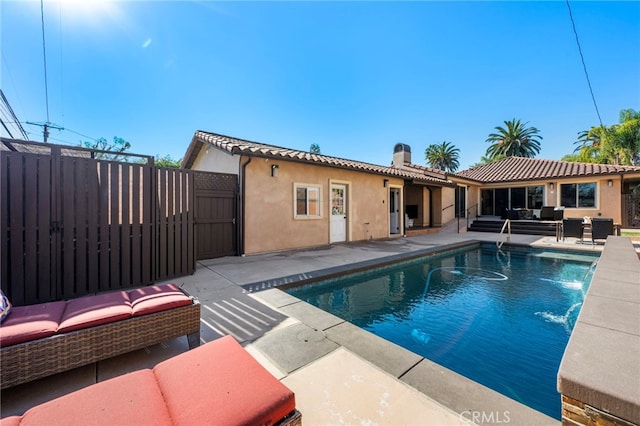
[247,240,564,425]
[557,236,640,424]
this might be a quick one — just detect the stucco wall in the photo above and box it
[467,186,479,217]
[546,178,622,223]
[243,159,404,254]
[441,186,456,224]
[191,146,239,174]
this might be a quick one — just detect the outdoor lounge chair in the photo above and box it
[563,218,584,242]
[591,218,614,244]
[540,206,556,221]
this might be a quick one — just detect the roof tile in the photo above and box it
[454,156,640,183]
[194,131,454,186]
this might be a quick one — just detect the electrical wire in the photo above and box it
[566,0,603,127]
[40,0,50,123]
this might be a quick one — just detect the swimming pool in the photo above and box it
[285,243,599,419]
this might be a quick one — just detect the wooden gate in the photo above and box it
[1,142,195,306]
[194,171,237,259]
[622,193,640,228]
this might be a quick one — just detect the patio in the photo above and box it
[0,229,631,425]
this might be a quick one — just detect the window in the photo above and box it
[294,185,321,218]
[526,186,544,209]
[560,182,596,208]
[510,187,526,209]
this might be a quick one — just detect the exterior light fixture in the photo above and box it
[549,182,554,191]
[383,179,389,188]
[271,164,279,177]
[607,179,613,187]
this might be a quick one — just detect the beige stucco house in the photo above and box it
[448,156,640,225]
[183,132,640,257]
[182,132,455,255]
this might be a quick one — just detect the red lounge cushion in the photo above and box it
[57,291,132,334]
[154,335,296,426]
[0,416,20,426]
[19,370,173,426]
[128,284,192,317]
[0,301,67,347]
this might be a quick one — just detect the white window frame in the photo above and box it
[293,184,322,219]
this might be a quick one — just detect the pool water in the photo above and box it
[286,244,599,419]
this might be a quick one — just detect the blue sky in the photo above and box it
[2,1,639,169]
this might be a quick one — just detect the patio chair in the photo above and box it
[540,206,556,221]
[562,218,584,242]
[591,218,614,244]
[553,207,565,221]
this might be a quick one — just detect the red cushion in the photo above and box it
[153,335,296,426]
[57,292,132,334]
[128,284,192,317]
[19,370,173,426]
[0,301,67,347]
[0,416,21,426]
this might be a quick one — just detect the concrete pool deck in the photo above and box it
[1,229,636,425]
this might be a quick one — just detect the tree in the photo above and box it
[424,141,460,172]
[82,136,131,161]
[485,119,542,159]
[310,143,321,154]
[154,154,182,168]
[570,109,640,165]
[470,153,506,168]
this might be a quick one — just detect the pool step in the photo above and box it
[468,219,557,236]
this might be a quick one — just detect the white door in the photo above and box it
[330,184,347,243]
[389,189,400,234]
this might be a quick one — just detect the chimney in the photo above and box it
[393,143,411,166]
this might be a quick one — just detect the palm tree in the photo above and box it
[424,141,460,172]
[570,110,639,165]
[485,119,542,159]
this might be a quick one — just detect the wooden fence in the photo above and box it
[0,141,195,306]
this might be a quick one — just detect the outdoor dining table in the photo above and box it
[555,219,621,242]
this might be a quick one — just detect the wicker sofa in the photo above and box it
[1,335,301,426]
[0,284,200,390]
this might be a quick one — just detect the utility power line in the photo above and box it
[566,0,603,127]
[0,89,29,140]
[40,0,51,125]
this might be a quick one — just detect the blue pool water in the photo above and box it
[285,244,599,419]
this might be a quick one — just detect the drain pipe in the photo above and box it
[239,156,252,256]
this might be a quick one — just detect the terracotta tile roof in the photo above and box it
[391,162,449,180]
[191,131,455,186]
[454,156,640,183]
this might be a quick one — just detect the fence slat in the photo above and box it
[142,164,152,285]
[0,153,8,297]
[98,161,110,292]
[23,155,39,303]
[181,171,188,274]
[9,154,25,304]
[167,169,175,277]
[86,159,99,292]
[75,158,88,294]
[109,163,121,290]
[121,165,131,288]
[158,169,167,280]
[37,156,53,300]
[131,165,141,286]
[61,157,77,298]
